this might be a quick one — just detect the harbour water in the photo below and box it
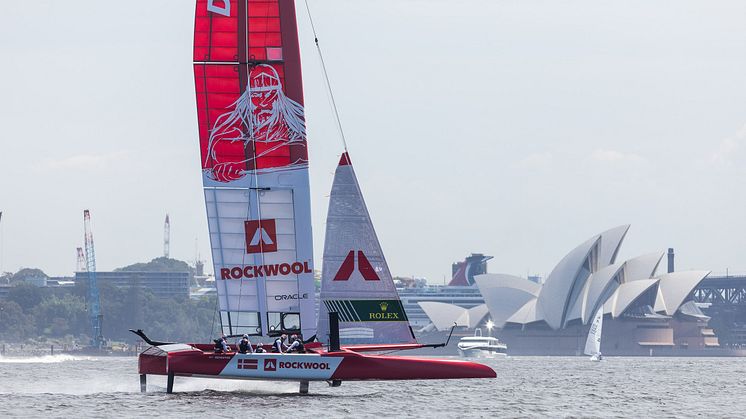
[1,354,745,418]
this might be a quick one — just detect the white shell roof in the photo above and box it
[580,261,625,323]
[598,225,630,266]
[475,274,540,328]
[418,302,489,331]
[418,301,469,331]
[565,277,591,323]
[624,251,664,282]
[608,279,659,317]
[537,235,600,329]
[464,304,490,328]
[506,298,544,325]
[653,270,711,315]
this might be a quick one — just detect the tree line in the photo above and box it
[1,264,218,345]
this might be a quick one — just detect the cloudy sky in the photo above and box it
[1,0,744,282]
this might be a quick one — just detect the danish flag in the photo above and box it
[333,251,380,281]
[237,359,258,370]
[244,219,278,254]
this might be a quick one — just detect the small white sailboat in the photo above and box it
[584,307,604,361]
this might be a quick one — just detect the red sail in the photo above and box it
[194,0,306,182]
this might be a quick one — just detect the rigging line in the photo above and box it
[210,294,218,340]
[303,0,348,152]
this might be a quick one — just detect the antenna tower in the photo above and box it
[164,214,170,259]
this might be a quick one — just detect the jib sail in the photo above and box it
[193,0,315,339]
[317,153,416,345]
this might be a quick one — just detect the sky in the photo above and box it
[0,0,745,283]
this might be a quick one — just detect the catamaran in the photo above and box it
[134,0,495,393]
[584,308,604,361]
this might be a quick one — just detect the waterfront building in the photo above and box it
[75,271,189,300]
[474,225,721,355]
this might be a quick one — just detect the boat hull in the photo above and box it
[457,347,507,358]
[138,345,496,381]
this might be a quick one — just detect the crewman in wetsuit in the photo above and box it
[214,335,230,353]
[285,334,305,353]
[238,334,252,354]
[272,334,288,353]
[213,338,224,353]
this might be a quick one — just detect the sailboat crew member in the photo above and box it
[254,343,267,353]
[272,334,288,353]
[285,334,304,353]
[214,335,231,353]
[238,334,253,354]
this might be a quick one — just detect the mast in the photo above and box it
[194,0,315,339]
[83,210,104,349]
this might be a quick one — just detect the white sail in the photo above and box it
[584,307,603,356]
[316,153,416,345]
[207,181,315,339]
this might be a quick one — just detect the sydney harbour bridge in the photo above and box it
[693,275,746,346]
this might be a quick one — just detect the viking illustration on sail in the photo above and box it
[204,64,307,182]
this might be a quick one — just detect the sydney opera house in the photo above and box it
[422,225,720,356]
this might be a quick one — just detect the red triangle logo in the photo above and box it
[332,250,380,281]
[333,251,355,280]
[357,251,380,281]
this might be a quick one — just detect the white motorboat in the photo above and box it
[457,328,507,358]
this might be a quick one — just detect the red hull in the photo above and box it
[138,343,495,381]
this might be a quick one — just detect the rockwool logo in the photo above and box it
[333,250,380,281]
[264,358,277,372]
[279,361,330,370]
[245,219,278,254]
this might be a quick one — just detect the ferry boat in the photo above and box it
[457,329,507,358]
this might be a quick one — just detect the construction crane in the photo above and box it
[83,210,105,349]
[163,214,170,259]
[76,247,86,272]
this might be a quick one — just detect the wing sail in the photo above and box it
[317,153,416,345]
[194,0,315,339]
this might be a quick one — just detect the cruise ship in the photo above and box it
[398,254,495,330]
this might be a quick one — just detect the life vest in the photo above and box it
[272,338,283,352]
[213,339,223,353]
[238,340,250,354]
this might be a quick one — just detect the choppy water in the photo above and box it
[1,354,745,418]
